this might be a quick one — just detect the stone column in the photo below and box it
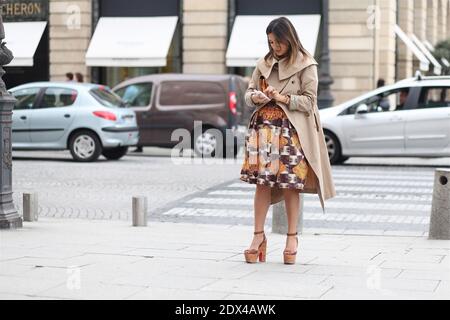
[183,0,227,74]
[437,0,448,42]
[328,0,377,105]
[447,0,450,38]
[415,0,428,40]
[427,0,439,45]
[413,0,428,73]
[397,0,414,80]
[49,0,92,82]
[377,0,397,85]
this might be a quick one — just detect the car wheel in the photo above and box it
[69,130,102,162]
[193,127,218,157]
[192,127,223,158]
[324,130,345,165]
[192,127,239,158]
[102,146,129,160]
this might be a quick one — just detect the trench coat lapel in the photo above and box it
[257,52,319,83]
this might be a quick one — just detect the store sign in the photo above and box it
[0,0,48,22]
[236,0,321,15]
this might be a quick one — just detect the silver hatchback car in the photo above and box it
[319,75,450,164]
[9,82,139,162]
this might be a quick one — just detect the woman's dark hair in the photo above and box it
[264,17,313,66]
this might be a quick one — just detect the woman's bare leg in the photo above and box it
[283,189,300,252]
[248,184,271,250]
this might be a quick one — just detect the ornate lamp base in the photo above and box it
[0,92,21,230]
[0,216,23,229]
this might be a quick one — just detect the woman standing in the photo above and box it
[240,17,336,265]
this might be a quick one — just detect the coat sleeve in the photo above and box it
[287,64,318,113]
[244,67,262,108]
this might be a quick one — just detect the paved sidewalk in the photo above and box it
[0,218,449,300]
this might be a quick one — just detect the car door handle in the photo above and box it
[390,116,403,121]
[20,116,27,120]
[64,114,71,118]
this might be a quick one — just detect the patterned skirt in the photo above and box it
[240,102,309,190]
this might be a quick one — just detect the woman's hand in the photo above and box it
[251,91,271,105]
[263,86,276,99]
[264,86,289,104]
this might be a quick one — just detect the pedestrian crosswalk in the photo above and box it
[152,166,438,236]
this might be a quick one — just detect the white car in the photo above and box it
[319,75,450,164]
[9,82,139,162]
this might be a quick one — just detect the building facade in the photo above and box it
[3,0,450,106]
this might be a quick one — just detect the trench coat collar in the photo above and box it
[257,51,319,81]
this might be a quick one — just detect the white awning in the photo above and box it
[410,34,442,75]
[86,16,178,67]
[394,25,430,72]
[422,40,435,52]
[3,22,47,67]
[226,15,321,67]
[441,57,450,68]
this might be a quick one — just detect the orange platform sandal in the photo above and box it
[283,232,298,265]
[244,231,267,263]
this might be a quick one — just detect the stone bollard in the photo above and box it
[429,168,450,240]
[23,193,38,222]
[132,196,147,227]
[272,195,304,235]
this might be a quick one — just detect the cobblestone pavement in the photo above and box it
[10,149,450,236]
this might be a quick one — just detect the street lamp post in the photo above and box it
[0,12,22,229]
[317,0,334,109]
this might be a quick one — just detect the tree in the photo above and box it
[433,39,450,75]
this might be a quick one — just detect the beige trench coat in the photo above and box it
[244,52,336,213]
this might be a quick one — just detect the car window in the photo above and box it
[38,87,78,109]
[115,83,153,107]
[345,88,411,115]
[159,81,225,106]
[417,87,450,109]
[90,86,124,108]
[12,87,41,110]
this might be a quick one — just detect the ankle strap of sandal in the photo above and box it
[287,232,298,236]
[254,230,265,235]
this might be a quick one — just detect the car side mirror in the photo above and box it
[356,103,368,115]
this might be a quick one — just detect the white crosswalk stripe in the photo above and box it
[186,197,431,212]
[158,166,436,233]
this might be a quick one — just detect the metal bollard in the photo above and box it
[429,168,450,240]
[272,195,304,235]
[23,193,38,222]
[132,196,147,227]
